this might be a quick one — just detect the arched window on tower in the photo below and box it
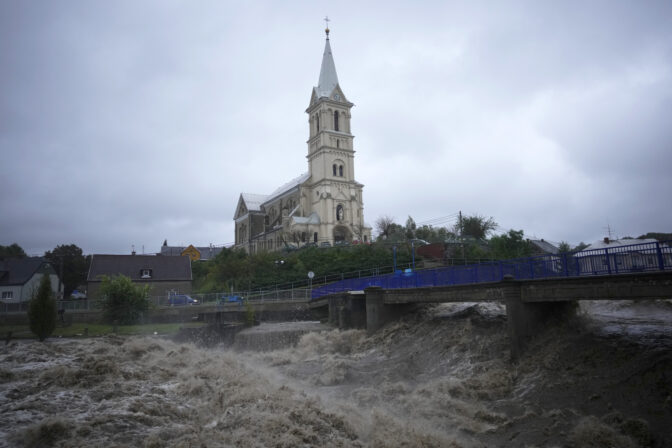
[336,139,340,148]
[316,114,320,132]
[339,165,343,177]
[333,164,337,176]
[334,111,339,131]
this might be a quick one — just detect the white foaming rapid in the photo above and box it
[1,300,670,447]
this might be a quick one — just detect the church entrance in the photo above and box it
[333,225,352,243]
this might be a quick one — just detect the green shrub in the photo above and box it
[98,275,150,325]
[244,300,256,326]
[28,275,57,341]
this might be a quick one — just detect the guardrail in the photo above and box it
[311,240,672,299]
[150,288,312,307]
[0,288,312,315]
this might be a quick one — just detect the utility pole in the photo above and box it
[459,211,465,259]
[57,255,64,300]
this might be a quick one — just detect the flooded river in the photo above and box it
[1,300,671,447]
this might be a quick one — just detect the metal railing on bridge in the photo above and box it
[311,240,672,299]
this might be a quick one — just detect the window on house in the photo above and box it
[301,232,306,242]
[334,111,339,131]
[1,291,13,299]
[140,269,152,279]
[314,232,318,243]
[339,165,343,177]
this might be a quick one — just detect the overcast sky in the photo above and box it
[1,1,671,256]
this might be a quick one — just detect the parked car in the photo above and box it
[319,241,332,248]
[70,289,87,299]
[168,294,199,306]
[218,295,244,304]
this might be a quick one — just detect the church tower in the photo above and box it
[303,26,368,244]
[233,25,370,253]
[306,27,355,183]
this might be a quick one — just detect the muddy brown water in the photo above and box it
[1,300,671,447]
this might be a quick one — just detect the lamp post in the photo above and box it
[307,271,314,299]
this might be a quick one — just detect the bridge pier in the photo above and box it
[365,287,418,334]
[504,281,577,361]
[328,292,366,329]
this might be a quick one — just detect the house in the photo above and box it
[528,239,559,256]
[574,238,669,274]
[87,254,192,300]
[160,242,223,261]
[233,27,372,253]
[0,257,63,302]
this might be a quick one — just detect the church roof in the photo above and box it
[263,172,310,205]
[315,36,340,98]
[241,193,268,212]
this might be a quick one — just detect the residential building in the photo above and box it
[574,238,670,274]
[87,254,192,299]
[0,257,63,302]
[160,242,223,261]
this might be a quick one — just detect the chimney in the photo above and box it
[603,237,610,244]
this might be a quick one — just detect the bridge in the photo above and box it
[307,240,672,359]
[310,271,672,359]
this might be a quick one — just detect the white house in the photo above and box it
[574,238,670,274]
[0,257,63,302]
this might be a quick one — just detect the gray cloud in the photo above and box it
[2,1,671,255]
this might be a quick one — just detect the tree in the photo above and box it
[0,243,27,259]
[375,216,396,240]
[44,244,88,299]
[405,216,416,239]
[28,274,57,341]
[489,229,532,260]
[456,214,498,240]
[637,232,672,242]
[557,241,572,253]
[99,275,150,325]
[573,242,589,252]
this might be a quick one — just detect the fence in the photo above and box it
[310,240,672,299]
[150,288,312,307]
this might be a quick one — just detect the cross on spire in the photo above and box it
[324,16,330,38]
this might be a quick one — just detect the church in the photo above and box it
[233,27,372,253]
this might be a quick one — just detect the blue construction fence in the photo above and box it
[311,240,672,299]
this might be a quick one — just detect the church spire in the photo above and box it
[316,21,340,99]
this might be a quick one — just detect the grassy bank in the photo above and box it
[0,322,208,340]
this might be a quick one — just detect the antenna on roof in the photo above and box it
[603,224,614,240]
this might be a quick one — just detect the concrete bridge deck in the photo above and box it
[311,271,672,360]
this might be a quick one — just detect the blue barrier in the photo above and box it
[311,240,672,299]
